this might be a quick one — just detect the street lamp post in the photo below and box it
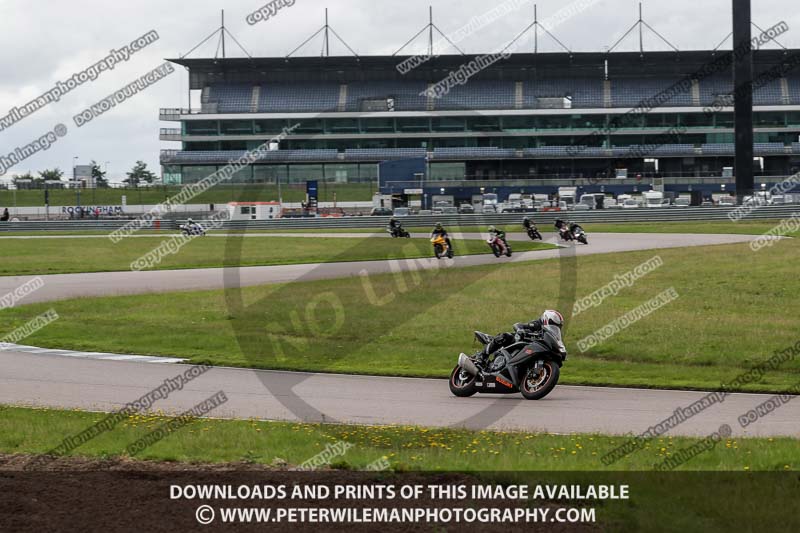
[73,156,80,210]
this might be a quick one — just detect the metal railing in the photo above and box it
[1,205,796,232]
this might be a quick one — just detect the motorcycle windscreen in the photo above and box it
[542,325,567,356]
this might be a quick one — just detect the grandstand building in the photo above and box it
[161,50,800,201]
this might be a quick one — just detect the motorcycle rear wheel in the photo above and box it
[449,366,478,397]
[520,360,560,400]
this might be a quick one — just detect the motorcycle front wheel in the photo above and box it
[520,360,560,400]
[449,366,478,397]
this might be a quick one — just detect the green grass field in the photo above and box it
[0,236,554,276]
[1,405,794,472]
[0,183,374,207]
[2,236,798,392]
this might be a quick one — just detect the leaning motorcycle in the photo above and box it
[571,224,589,245]
[526,225,543,241]
[431,235,454,259]
[449,323,566,400]
[180,223,206,237]
[387,226,411,238]
[487,235,512,257]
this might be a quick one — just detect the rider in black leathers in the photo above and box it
[522,217,533,230]
[389,217,402,237]
[476,310,564,365]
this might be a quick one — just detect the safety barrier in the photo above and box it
[0,206,797,232]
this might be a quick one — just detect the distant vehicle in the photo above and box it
[579,193,605,210]
[701,201,714,207]
[432,207,444,215]
[370,207,394,216]
[605,198,621,209]
[393,207,411,216]
[643,191,669,208]
[458,204,475,214]
[622,199,640,209]
[443,207,459,215]
[718,197,736,207]
[572,204,591,211]
[673,198,691,208]
[482,193,499,213]
[558,187,578,208]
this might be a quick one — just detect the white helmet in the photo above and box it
[541,310,564,328]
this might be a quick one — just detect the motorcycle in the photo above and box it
[431,235,454,259]
[571,224,589,245]
[557,226,574,242]
[525,225,543,241]
[387,226,411,238]
[487,234,512,257]
[555,221,588,245]
[180,223,206,237]
[449,323,566,400]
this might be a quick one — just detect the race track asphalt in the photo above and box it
[1,350,795,438]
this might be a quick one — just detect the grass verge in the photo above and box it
[0,236,554,276]
[0,405,795,472]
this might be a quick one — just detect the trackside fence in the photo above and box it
[0,206,798,232]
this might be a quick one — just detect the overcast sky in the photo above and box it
[0,0,797,182]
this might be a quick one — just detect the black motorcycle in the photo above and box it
[449,324,566,400]
[387,225,411,238]
[525,225,543,241]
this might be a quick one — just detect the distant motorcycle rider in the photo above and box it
[477,310,564,365]
[555,218,575,238]
[389,216,401,236]
[430,222,452,250]
[487,225,508,248]
[555,218,582,233]
[522,217,533,230]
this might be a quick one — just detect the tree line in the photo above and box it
[12,160,157,187]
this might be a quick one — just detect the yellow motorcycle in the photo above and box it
[431,235,454,259]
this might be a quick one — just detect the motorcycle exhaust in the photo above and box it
[458,353,480,376]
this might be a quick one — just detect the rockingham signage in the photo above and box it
[61,206,123,215]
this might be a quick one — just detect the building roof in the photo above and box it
[169,49,800,88]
